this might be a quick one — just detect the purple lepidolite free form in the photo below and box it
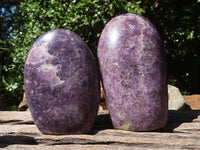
[24,29,100,134]
[98,14,168,131]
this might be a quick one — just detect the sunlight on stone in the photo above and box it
[109,28,119,45]
[42,31,55,42]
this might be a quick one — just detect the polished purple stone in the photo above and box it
[24,29,100,134]
[98,14,168,131]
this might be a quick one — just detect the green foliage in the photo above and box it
[2,0,143,110]
[0,0,21,110]
[141,0,200,94]
[10,0,143,56]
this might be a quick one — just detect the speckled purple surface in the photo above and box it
[98,14,168,131]
[24,29,100,134]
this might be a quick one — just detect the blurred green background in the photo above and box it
[0,0,200,110]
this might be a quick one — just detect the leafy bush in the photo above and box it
[141,0,200,94]
[0,0,22,110]
[1,0,144,110]
[2,0,200,110]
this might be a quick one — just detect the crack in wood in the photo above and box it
[0,110,200,149]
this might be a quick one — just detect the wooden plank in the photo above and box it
[1,110,200,123]
[0,128,200,149]
[1,110,200,134]
[0,111,33,125]
[0,110,200,149]
[184,95,200,110]
[0,110,110,125]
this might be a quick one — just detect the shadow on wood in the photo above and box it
[90,113,114,134]
[92,110,200,133]
[0,135,38,148]
[159,110,200,132]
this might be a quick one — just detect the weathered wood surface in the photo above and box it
[0,110,200,149]
[184,95,200,110]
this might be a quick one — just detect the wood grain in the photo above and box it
[184,95,200,110]
[0,110,200,149]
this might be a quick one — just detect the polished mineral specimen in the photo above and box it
[24,29,100,134]
[98,14,168,131]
